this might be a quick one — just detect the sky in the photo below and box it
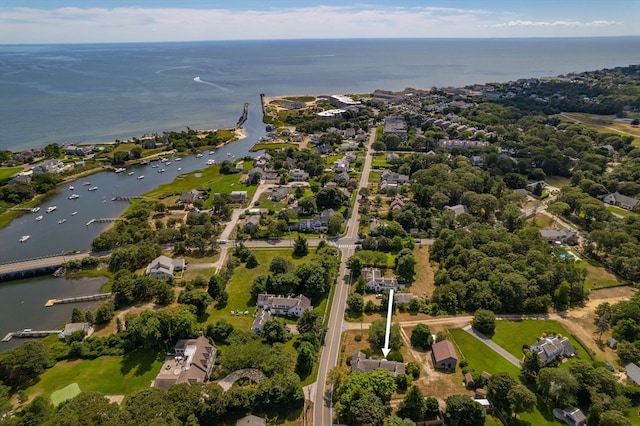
[0,0,638,44]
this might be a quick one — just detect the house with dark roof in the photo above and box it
[289,168,309,182]
[626,362,640,386]
[540,228,577,244]
[269,187,290,202]
[603,192,640,211]
[432,340,458,370]
[362,267,402,292]
[146,255,185,280]
[236,415,266,426]
[562,407,586,426]
[351,351,406,377]
[383,116,408,140]
[256,294,312,317]
[530,336,575,365]
[381,170,409,185]
[152,334,216,390]
[181,189,201,204]
[244,215,261,230]
[297,209,335,233]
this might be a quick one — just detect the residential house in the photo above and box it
[344,128,356,138]
[561,408,587,426]
[362,267,402,292]
[269,187,290,202]
[9,173,32,185]
[297,209,335,233]
[248,168,263,182]
[333,159,350,173]
[32,159,64,174]
[263,171,279,181]
[626,363,640,386]
[230,191,248,203]
[181,189,201,204]
[602,192,640,211]
[251,310,272,333]
[525,180,547,193]
[315,143,333,155]
[530,335,575,365]
[381,170,409,185]
[256,293,312,317]
[146,255,185,280]
[244,215,261,230]
[431,340,458,370]
[340,141,359,151]
[336,171,349,183]
[379,181,397,194]
[389,196,405,211]
[387,152,400,162]
[152,334,217,390]
[444,204,468,218]
[289,168,309,182]
[236,415,266,426]
[59,322,92,340]
[255,153,272,168]
[383,116,408,141]
[329,95,360,108]
[471,155,484,167]
[350,351,406,377]
[437,139,488,151]
[540,228,577,244]
[344,152,357,163]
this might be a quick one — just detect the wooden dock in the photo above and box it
[45,292,112,307]
[2,330,62,342]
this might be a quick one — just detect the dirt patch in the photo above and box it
[411,246,435,298]
[105,395,125,405]
[587,286,636,300]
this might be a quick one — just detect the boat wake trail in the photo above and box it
[193,76,231,93]
[156,65,192,75]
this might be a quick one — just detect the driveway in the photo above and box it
[463,325,521,368]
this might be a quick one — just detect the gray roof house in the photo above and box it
[181,189,201,204]
[256,293,312,317]
[540,228,576,244]
[603,192,640,211]
[153,334,216,390]
[445,204,468,217]
[289,168,309,182]
[351,351,406,377]
[236,415,266,426]
[381,170,409,185]
[230,191,248,202]
[32,159,64,174]
[59,322,92,340]
[362,267,402,292]
[531,336,575,365]
[561,407,587,426]
[244,215,261,230]
[626,362,640,386]
[297,209,335,233]
[251,309,272,333]
[146,255,185,280]
[269,187,290,202]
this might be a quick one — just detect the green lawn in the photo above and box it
[448,328,521,377]
[576,259,622,289]
[492,320,590,361]
[50,383,81,406]
[250,143,298,152]
[543,176,571,189]
[606,205,638,218]
[27,351,163,401]
[0,166,22,180]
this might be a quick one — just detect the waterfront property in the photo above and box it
[152,334,217,390]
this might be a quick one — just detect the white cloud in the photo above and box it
[0,6,633,43]
[492,19,622,28]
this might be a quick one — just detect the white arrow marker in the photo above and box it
[382,289,394,358]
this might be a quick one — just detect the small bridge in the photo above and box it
[0,252,90,282]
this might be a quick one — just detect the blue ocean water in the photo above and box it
[1,37,639,151]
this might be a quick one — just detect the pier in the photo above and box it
[86,218,121,226]
[111,195,144,202]
[235,102,249,129]
[2,330,62,342]
[45,292,112,307]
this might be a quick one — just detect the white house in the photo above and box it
[362,267,403,292]
[530,335,575,365]
[146,255,185,280]
[333,159,350,173]
[256,294,312,317]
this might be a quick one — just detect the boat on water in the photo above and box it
[19,235,30,243]
[35,215,43,221]
[137,175,144,180]
[68,194,79,200]
[158,169,165,173]
[206,159,216,165]
[88,186,98,191]
[151,163,159,168]
[127,171,135,176]
[174,157,182,161]
[196,153,203,158]
[46,206,57,213]
[177,167,182,171]
[83,181,91,186]
[58,219,66,224]
[209,150,215,155]
[165,161,171,166]
[31,207,40,213]
[114,167,126,173]
[69,186,74,190]
[227,152,231,156]
[71,211,78,216]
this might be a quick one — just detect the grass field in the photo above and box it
[526,213,554,229]
[577,259,622,289]
[448,328,521,378]
[606,205,638,218]
[250,143,299,152]
[560,112,640,141]
[27,351,163,401]
[492,320,589,360]
[0,166,22,180]
[50,383,81,406]
[544,176,571,189]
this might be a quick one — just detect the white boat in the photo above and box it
[177,167,182,171]
[209,150,215,155]
[83,181,91,186]
[88,186,98,191]
[19,235,30,243]
[227,152,231,156]
[68,194,79,200]
[31,207,40,213]
[158,169,165,173]
[35,215,43,221]
[174,157,181,161]
[69,186,74,190]
[127,171,135,176]
[151,164,159,168]
[71,211,78,216]
[46,206,57,213]
[165,161,171,165]
[206,159,216,165]
[114,167,126,173]
[196,153,203,158]
[137,175,144,180]
[58,219,66,224]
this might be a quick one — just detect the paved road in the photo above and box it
[0,252,89,275]
[463,325,522,368]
